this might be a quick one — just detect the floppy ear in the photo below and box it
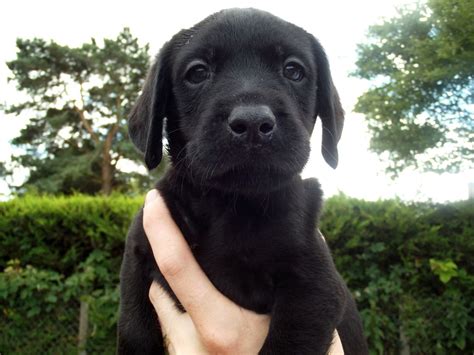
[313,39,345,169]
[128,47,171,170]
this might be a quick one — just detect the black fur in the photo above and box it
[118,8,368,354]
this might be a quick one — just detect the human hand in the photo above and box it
[143,189,344,354]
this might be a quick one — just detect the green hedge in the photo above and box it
[0,194,473,354]
[0,194,142,274]
[321,196,474,353]
[0,195,141,354]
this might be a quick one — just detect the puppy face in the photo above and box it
[129,9,344,194]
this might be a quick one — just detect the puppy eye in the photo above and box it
[185,64,210,84]
[283,61,305,82]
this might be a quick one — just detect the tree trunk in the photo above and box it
[101,125,118,195]
[101,147,113,195]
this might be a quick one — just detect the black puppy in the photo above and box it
[118,8,368,354]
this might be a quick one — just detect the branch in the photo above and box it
[109,124,120,142]
[73,106,99,144]
[104,123,120,152]
[109,95,124,143]
[103,95,125,156]
[75,81,99,144]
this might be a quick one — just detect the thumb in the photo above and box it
[145,189,159,206]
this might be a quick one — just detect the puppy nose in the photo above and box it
[228,105,276,142]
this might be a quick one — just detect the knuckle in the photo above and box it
[201,328,240,353]
[157,251,185,278]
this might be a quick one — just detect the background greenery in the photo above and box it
[0,195,141,354]
[2,0,473,193]
[353,0,474,175]
[1,195,472,354]
[1,29,166,196]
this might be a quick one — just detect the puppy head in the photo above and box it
[129,9,344,193]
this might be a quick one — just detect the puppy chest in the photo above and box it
[194,245,275,314]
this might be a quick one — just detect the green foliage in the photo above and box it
[0,195,138,353]
[1,194,473,353]
[0,256,118,354]
[0,194,142,273]
[2,29,164,195]
[0,261,78,354]
[430,258,459,283]
[322,195,474,353]
[353,0,474,175]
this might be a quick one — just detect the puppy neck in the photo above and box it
[161,167,312,216]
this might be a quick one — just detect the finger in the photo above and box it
[145,189,159,206]
[329,330,345,355]
[143,190,231,324]
[150,282,209,355]
[148,282,181,330]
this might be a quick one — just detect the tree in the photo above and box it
[353,0,473,175]
[2,28,163,195]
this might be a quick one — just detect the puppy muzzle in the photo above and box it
[227,105,276,145]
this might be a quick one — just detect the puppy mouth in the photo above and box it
[184,147,308,194]
[200,164,298,194]
[212,162,295,179]
[189,143,301,176]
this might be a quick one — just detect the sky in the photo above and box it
[0,0,472,202]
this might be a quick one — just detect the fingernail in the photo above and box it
[145,189,159,206]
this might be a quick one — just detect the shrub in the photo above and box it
[0,194,473,353]
[322,196,474,354]
[0,194,142,274]
[0,194,140,354]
